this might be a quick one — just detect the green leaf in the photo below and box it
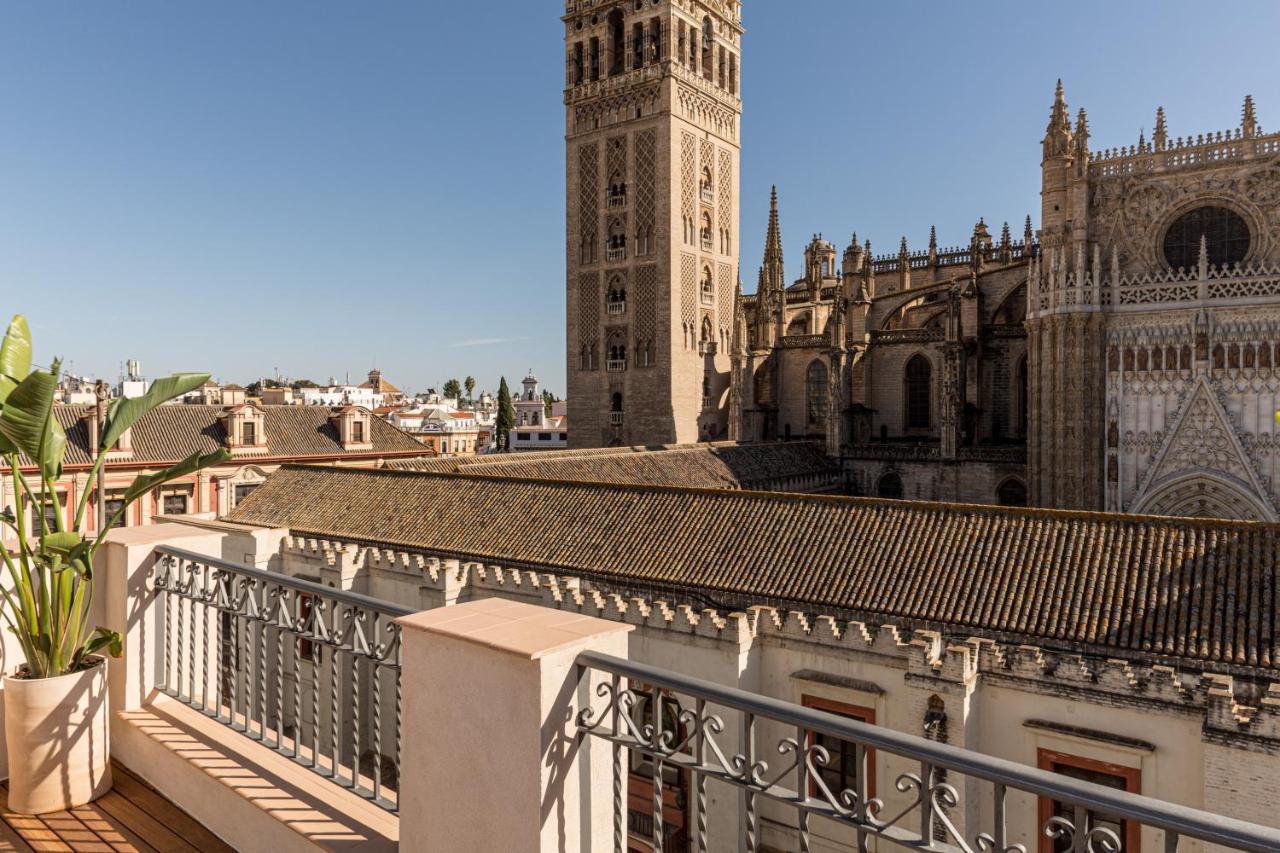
[0,368,66,480]
[42,531,84,558]
[101,373,210,452]
[123,448,229,507]
[78,628,123,661]
[0,315,32,405]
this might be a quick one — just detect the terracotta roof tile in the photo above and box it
[227,465,1280,674]
[40,405,429,468]
[385,442,837,490]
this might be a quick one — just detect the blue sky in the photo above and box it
[2,2,1276,397]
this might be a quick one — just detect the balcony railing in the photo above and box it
[607,193,627,209]
[701,235,714,252]
[607,247,627,262]
[698,340,717,356]
[576,651,1280,853]
[700,187,714,204]
[610,411,625,425]
[607,300,627,315]
[607,359,627,373]
[152,545,409,812]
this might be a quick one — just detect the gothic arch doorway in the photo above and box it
[1132,473,1275,522]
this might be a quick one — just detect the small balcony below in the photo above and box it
[609,411,625,425]
[698,340,718,356]
[606,193,627,209]
[701,235,714,252]
[606,247,627,263]
[606,359,627,373]
[700,187,714,204]
[606,300,626,316]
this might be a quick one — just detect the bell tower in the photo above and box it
[565,0,743,448]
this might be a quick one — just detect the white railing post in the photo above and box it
[396,599,633,853]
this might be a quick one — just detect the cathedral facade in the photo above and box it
[734,85,1280,521]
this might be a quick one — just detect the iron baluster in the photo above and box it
[797,723,811,853]
[651,685,664,853]
[693,696,707,853]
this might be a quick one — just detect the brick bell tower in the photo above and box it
[564,0,743,448]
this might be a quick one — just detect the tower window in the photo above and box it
[572,43,584,85]
[589,38,600,81]
[1163,206,1250,271]
[632,23,644,69]
[905,354,932,430]
[997,478,1028,507]
[677,21,686,68]
[608,10,625,76]
[729,54,738,95]
[701,17,714,81]
[649,18,662,61]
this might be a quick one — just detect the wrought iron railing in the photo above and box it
[576,651,1280,853]
[152,545,410,812]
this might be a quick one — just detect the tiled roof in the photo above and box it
[228,465,1280,674]
[39,405,430,468]
[384,442,838,490]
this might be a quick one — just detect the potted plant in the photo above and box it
[0,314,228,814]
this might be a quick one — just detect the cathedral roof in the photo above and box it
[382,441,837,490]
[227,464,1280,675]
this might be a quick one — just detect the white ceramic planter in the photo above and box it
[3,657,111,814]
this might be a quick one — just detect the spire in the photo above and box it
[1075,107,1090,153]
[1043,79,1072,158]
[763,185,783,277]
[1024,215,1035,247]
[927,225,938,266]
[1243,95,1257,139]
[1000,221,1012,245]
[899,236,909,257]
[1154,106,1168,151]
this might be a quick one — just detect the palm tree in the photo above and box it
[464,376,476,405]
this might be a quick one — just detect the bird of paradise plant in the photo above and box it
[0,315,229,679]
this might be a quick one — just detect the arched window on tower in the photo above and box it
[571,43,585,85]
[701,266,714,303]
[905,354,932,431]
[700,166,714,202]
[611,392,624,413]
[649,18,663,62]
[806,360,828,429]
[877,472,904,500]
[632,22,644,70]
[701,17,714,81]
[701,213,713,251]
[608,9,625,76]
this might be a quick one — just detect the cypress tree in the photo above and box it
[496,376,515,451]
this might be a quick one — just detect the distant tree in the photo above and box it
[542,390,555,418]
[246,381,262,396]
[496,377,515,451]
[292,379,318,389]
[464,376,476,404]
[443,378,462,400]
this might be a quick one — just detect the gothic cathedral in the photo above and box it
[565,0,742,448]
[562,5,1280,522]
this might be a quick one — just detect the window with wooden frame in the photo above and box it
[802,695,877,799]
[1037,749,1141,853]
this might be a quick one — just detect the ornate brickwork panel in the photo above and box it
[606,135,627,187]
[718,147,733,237]
[680,132,696,229]
[579,272,600,360]
[578,142,599,261]
[717,263,734,337]
[634,265,657,364]
[680,253,697,342]
[635,130,657,243]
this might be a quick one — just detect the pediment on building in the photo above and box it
[1134,376,1276,520]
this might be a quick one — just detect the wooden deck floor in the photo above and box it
[0,762,232,852]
